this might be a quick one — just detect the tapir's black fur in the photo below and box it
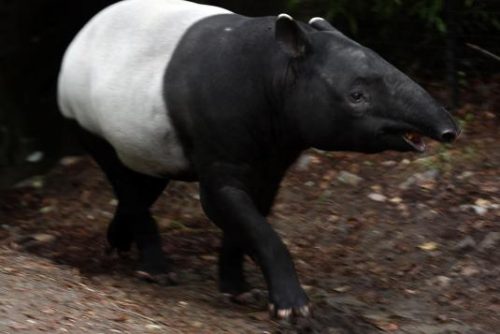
[68,13,459,318]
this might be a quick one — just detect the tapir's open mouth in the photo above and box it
[376,124,440,154]
[402,131,426,152]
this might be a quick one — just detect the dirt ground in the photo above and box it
[1,93,499,333]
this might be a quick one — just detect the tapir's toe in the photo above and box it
[135,270,178,285]
[269,303,311,320]
[293,304,311,317]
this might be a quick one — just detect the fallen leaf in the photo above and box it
[145,324,162,330]
[333,285,351,293]
[390,197,402,204]
[110,315,128,322]
[39,206,54,214]
[379,323,399,332]
[418,241,438,251]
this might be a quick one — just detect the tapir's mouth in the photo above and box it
[402,131,426,152]
[378,126,429,153]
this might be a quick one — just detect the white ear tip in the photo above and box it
[309,17,325,24]
[277,13,293,21]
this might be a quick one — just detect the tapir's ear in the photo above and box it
[308,17,336,31]
[275,14,311,58]
[309,17,349,40]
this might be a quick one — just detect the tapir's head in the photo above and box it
[275,15,460,153]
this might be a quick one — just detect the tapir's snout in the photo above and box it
[376,103,461,154]
[380,77,462,152]
[439,128,459,143]
[435,108,461,143]
[430,107,461,143]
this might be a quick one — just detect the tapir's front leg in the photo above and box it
[200,177,310,319]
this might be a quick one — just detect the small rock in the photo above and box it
[389,197,402,204]
[380,323,399,332]
[475,198,493,207]
[337,171,364,186]
[485,111,496,119]
[461,265,480,277]
[454,236,476,251]
[381,160,397,167]
[418,241,438,251]
[200,255,217,261]
[399,177,416,190]
[304,181,315,187]
[401,159,411,165]
[478,232,500,251]
[294,154,314,171]
[41,308,55,315]
[436,314,449,322]
[39,206,54,214]
[145,324,162,330]
[434,275,451,288]
[26,151,44,163]
[399,169,439,190]
[33,234,56,243]
[472,205,488,215]
[368,193,387,202]
[60,156,82,166]
[191,321,203,328]
[327,214,340,223]
[424,169,439,178]
[460,204,488,216]
[457,171,474,180]
[333,285,351,293]
[14,176,45,189]
[415,208,438,221]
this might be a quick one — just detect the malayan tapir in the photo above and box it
[58,0,460,319]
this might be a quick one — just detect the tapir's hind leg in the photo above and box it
[219,232,249,295]
[75,124,175,284]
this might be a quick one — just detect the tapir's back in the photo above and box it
[58,0,231,176]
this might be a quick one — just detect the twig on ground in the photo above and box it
[466,43,500,62]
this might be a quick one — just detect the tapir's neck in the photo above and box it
[165,14,304,168]
[212,15,308,152]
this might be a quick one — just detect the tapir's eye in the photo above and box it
[350,91,364,103]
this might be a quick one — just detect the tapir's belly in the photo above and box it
[57,0,231,177]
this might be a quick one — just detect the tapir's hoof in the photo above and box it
[268,303,311,320]
[135,270,178,285]
[105,246,131,259]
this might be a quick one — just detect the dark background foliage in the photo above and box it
[0,0,498,187]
